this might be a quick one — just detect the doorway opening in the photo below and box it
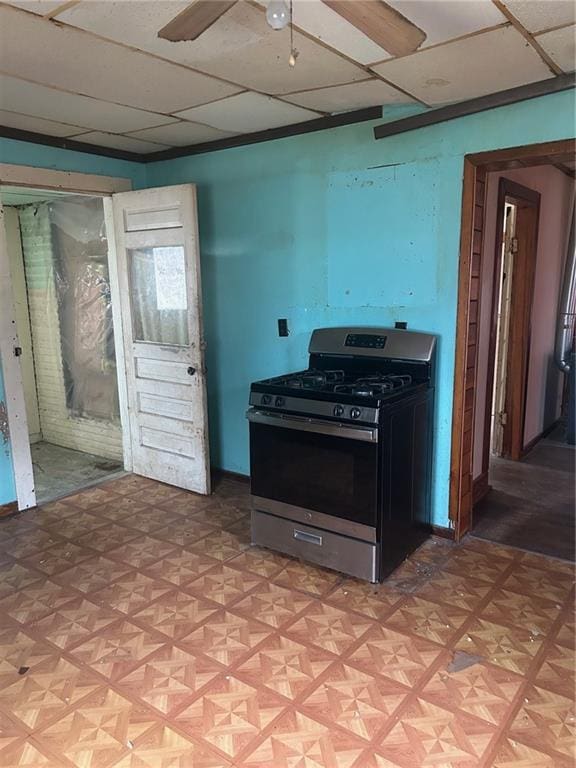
[2,186,125,503]
[450,139,575,560]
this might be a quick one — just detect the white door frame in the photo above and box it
[0,164,133,509]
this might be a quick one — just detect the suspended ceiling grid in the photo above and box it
[0,0,574,155]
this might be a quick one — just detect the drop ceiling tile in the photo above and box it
[0,5,242,114]
[57,1,367,94]
[386,0,506,52]
[72,132,170,154]
[371,26,553,105]
[502,0,575,33]
[0,109,83,137]
[255,0,392,65]
[536,25,576,73]
[5,1,64,14]
[0,75,175,133]
[127,121,237,147]
[284,79,414,112]
[174,92,321,134]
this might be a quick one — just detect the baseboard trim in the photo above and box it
[522,419,561,457]
[0,501,18,518]
[473,471,491,506]
[212,468,250,484]
[431,525,455,540]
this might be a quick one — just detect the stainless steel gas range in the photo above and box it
[246,327,436,583]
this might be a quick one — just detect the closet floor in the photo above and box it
[31,441,123,503]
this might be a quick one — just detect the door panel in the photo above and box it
[0,205,35,509]
[112,185,210,494]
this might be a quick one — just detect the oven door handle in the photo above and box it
[246,408,378,443]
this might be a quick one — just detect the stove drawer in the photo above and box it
[251,510,378,583]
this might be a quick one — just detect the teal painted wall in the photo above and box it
[146,90,575,527]
[0,90,574,522]
[0,139,145,505]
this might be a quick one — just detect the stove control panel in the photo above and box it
[250,392,378,424]
[344,333,386,349]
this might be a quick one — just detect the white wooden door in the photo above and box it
[0,204,36,509]
[112,185,210,494]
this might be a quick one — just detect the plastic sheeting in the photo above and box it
[21,197,120,423]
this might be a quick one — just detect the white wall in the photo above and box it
[473,165,574,479]
[5,206,41,442]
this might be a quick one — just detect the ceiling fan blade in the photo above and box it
[322,0,426,57]
[158,0,238,42]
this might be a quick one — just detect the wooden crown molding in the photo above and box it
[0,106,382,165]
[374,74,576,140]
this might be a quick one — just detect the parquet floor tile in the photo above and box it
[91,571,173,616]
[67,619,166,681]
[0,562,42,598]
[107,536,179,569]
[110,725,232,767]
[491,737,570,768]
[0,738,70,768]
[52,556,133,594]
[508,683,575,761]
[327,578,401,621]
[119,645,222,716]
[234,633,335,700]
[37,687,160,767]
[175,674,287,759]
[455,617,544,675]
[274,559,344,597]
[480,588,561,636]
[0,475,573,767]
[284,601,374,655]
[0,627,58,688]
[0,579,80,624]
[132,590,219,640]
[185,564,264,608]
[28,596,120,650]
[239,708,366,768]
[374,696,497,767]
[502,563,574,605]
[179,611,274,667]
[226,548,292,580]
[534,640,575,698]
[0,656,101,730]
[21,540,93,576]
[386,595,470,645]
[143,549,219,587]
[346,625,443,687]
[420,661,523,725]
[299,661,408,741]
[232,580,313,628]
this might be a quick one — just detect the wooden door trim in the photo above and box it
[504,190,540,459]
[480,179,540,475]
[449,138,572,540]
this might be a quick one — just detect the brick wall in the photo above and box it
[18,205,122,461]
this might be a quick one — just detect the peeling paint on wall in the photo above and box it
[0,399,9,447]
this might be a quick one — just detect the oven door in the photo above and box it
[247,408,379,541]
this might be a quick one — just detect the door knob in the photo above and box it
[187,366,196,376]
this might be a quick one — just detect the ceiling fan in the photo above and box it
[158,0,426,59]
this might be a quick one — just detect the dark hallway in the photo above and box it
[472,422,575,561]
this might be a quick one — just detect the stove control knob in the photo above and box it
[275,396,285,407]
[350,407,362,420]
[261,394,271,406]
[333,405,345,417]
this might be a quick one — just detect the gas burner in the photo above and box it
[334,374,412,397]
[285,369,345,389]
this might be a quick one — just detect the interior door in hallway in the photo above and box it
[112,185,210,494]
